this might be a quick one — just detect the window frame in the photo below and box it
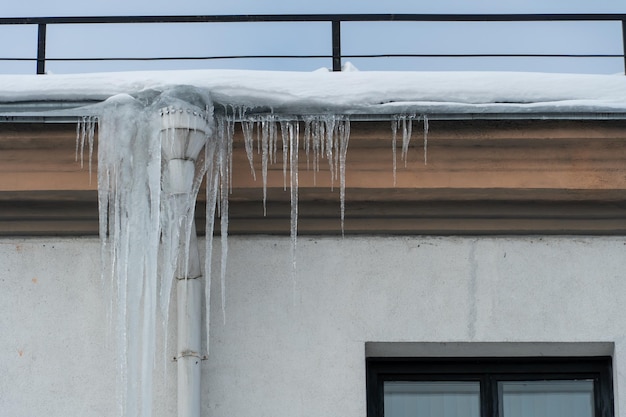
[366,357,614,417]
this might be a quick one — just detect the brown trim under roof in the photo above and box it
[1,120,625,236]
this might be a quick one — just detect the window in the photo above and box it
[366,357,613,417]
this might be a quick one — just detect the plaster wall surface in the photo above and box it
[1,236,625,417]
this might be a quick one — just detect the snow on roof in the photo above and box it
[2,68,626,115]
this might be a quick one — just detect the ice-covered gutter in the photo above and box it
[3,69,626,119]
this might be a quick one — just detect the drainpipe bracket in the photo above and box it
[172,350,207,362]
[176,274,202,281]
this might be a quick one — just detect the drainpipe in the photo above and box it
[176,224,202,417]
[160,108,211,417]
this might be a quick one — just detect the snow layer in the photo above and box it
[3,69,626,115]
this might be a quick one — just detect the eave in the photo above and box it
[1,116,625,236]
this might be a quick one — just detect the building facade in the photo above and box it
[1,73,626,417]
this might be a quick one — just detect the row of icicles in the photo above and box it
[75,109,429,417]
[76,109,431,324]
[76,110,430,269]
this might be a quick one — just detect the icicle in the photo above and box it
[227,114,235,195]
[260,116,270,216]
[76,117,98,188]
[391,118,398,186]
[78,116,86,168]
[292,115,351,234]
[423,115,429,165]
[241,119,256,180]
[333,121,340,183]
[219,148,229,325]
[304,117,312,171]
[256,118,261,155]
[288,121,299,292]
[304,118,322,185]
[87,117,96,184]
[75,119,81,166]
[203,148,219,354]
[97,95,162,417]
[314,119,323,184]
[280,121,289,191]
[325,115,336,189]
[214,115,232,324]
[401,115,414,167]
[338,118,350,235]
[269,118,277,165]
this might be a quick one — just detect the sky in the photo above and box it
[1,0,626,74]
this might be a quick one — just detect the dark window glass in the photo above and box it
[499,380,594,417]
[384,381,480,417]
[366,357,612,417]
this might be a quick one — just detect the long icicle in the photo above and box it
[261,116,271,216]
[338,118,350,236]
[204,139,219,355]
[423,114,429,165]
[218,116,231,324]
[288,121,299,297]
[242,119,257,180]
[401,115,414,167]
[391,117,398,186]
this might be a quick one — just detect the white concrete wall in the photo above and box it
[2,236,625,417]
[0,239,117,416]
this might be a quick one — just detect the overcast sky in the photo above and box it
[1,0,626,74]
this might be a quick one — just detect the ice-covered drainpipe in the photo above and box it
[160,108,211,417]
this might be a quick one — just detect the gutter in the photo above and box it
[3,102,626,123]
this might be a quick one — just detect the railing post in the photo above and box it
[36,24,47,75]
[622,20,626,75]
[332,20,341,72]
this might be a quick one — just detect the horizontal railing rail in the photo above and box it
[0,13,624,74]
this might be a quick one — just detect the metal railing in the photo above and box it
[1,13,625,74]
